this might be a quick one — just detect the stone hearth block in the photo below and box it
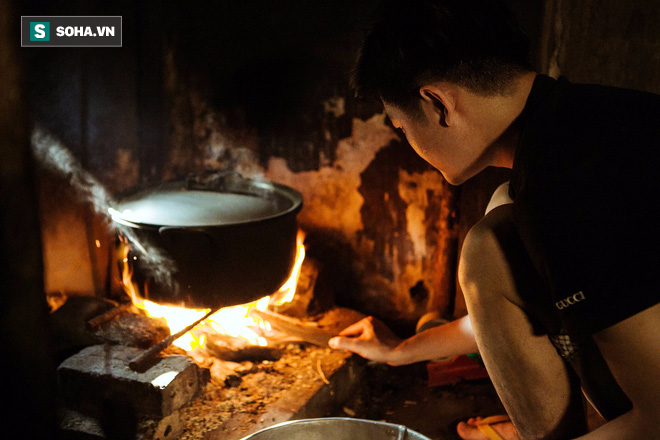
[59,408,185,440]
[58,345,209,420]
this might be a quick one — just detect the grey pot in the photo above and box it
[240,417,432,440]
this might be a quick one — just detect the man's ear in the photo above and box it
[419,85,456,127]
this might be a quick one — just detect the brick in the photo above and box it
[58,344,208,420]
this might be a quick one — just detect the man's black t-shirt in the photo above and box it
[509,74,660,336]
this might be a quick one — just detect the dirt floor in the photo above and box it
[178,343,355,440]
[329,360,606,440]
[330,361,506,440]
[178,351,505,440]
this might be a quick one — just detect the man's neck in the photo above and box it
[486,72,538,169]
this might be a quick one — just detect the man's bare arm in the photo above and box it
[575,302,660,439]
[329,314,478,366]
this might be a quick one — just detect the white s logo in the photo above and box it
[35,24,46,39]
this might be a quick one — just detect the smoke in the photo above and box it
[30,127,178,289]
[199,109,266,180]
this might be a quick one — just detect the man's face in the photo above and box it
[383,101,488,186]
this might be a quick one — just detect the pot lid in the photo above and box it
[111,183,301,227]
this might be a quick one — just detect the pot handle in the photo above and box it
[157,227,217,255]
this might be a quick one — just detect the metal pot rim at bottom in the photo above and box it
[240,417,431,440]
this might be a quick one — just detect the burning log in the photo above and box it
[93,305,170,348]
[50,296,135,361]
[86,303,131,330]
[269,255,319,318]
[202,332,282,363]
[252,309,337,347]
[251,307,366,347]
[51,295,174,358]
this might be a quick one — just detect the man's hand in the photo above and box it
[328,316,404,365]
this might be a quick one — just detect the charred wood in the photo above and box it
[202,332,282,363]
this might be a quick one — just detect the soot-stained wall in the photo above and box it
[21,0,464,328]
[540,0,660,92]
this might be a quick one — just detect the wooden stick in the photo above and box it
[86,303,127,330]
[203,335,282,363]
[251,309,336,347]
[129,308,217,372]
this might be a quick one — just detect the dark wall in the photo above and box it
[1,0,59,436]
[21,0,461,327]
[165,1,377,172]
[542,0,660,93]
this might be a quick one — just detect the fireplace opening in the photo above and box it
[2,0,592,438]
[50,234,372,439]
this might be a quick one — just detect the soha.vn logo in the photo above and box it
[24,17,121,46]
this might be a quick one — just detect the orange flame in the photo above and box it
[120,230,306,351]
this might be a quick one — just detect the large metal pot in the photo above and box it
[240,418,431,440]
[111,171,303,309]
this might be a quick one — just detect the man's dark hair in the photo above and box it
[352,0,533,114]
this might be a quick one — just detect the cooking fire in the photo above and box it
[119,229,306,354]
[53,223,368,440]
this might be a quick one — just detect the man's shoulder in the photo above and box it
[513,75,660,204]
[528,75,660,149]
[556,77,660,114]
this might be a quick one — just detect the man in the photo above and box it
[329,0,660,438]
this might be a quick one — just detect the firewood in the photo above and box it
[87,303,130,329]
[202,332,282,363]
[251,307,366,347]
[250,309,337,347]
